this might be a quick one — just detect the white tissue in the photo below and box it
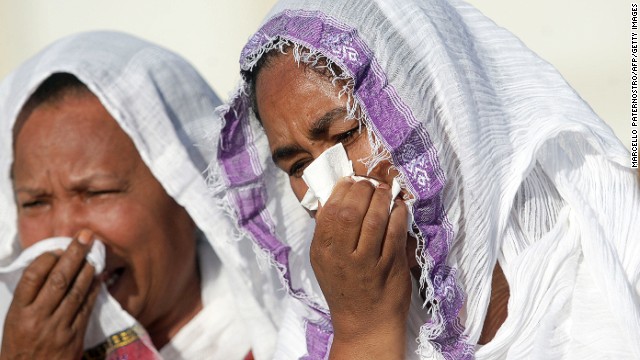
[0,236,105,274]
[300,143,403,212]
[300,143,354,210]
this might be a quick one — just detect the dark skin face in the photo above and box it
[256,52,419,267]
[256,52,412,359]
[10,93,202,350]
[254,52,508,353]
[256,58,399,203]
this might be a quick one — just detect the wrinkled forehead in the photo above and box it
[10,89,142,184]
[12,73,95,145]
[16,91,124,148]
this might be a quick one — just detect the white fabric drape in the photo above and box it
[0,31,284,359]
[211,1,640,359]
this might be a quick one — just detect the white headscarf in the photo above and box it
[0,31,283,359]
[211,1,640,359]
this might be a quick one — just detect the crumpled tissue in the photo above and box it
[299,143,405,215]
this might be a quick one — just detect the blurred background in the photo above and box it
[0,0,629,149]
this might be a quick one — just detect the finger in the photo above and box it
[55,260,96,325]
[313,177,354,241]
[33,230,94,315]
[71,278,101,335]
[357,183,393,258]
[380,200,409,266]
[316,176,355,218]
[13,252,59,306]
[318,178,375,253]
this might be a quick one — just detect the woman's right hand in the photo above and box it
[1,230,101,360]
[310,177,412,360]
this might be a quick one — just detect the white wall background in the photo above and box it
[465,0,629,150]
[0,0,630,149]
[0,0,279,99]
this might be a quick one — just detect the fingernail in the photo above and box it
[376,182,390,190]
[78,229,94,245]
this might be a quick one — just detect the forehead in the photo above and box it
[254,53,346,144]
[13,93,140,175]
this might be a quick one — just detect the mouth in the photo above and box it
[101,266,125,290]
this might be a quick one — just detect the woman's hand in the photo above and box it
[310,178,411,360]
[1,230,101,360]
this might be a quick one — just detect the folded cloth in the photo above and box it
[300,143,403,212]
[0,237,161,359]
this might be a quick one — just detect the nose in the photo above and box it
[52,198,89,238]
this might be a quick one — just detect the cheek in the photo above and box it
[89,201,147,248]
[377,162,400,186]
[17,216,52,249]
[98,194,196,267]
[92,195,193,257]
[349,136,399,185]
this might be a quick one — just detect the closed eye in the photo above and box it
[288,159,312,178]
[86,189,121,198]
[20,200,47,209]
[287,125,362,178]
[335,125,361,145]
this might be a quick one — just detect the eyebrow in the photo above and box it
[13,173,126,194]
[309,107,347,139]
[13,186,47,196]
[271,107,346,165]
[271,144,307,165]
